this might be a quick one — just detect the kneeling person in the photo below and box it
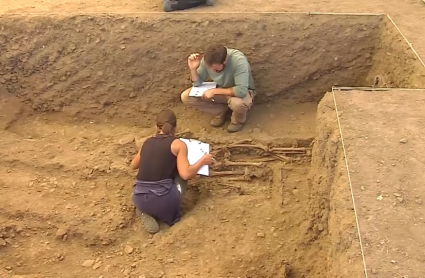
[181,45,256,133]
[130,109,213,234]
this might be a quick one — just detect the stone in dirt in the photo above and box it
[256,232,265,238]
[399,138,408,144]
[281,264,292,277]
[92,261,102,270]
[118,135,135,145]
[0,238,6,246]
[82,260,95,267]
[416,199,423,205]
[124,245,134,254]
[55,228,68,239]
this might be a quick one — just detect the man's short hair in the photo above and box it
[204,45,227,66]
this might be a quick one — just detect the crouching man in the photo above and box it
[181,45,256,133]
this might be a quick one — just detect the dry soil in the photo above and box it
[1,1,425,278]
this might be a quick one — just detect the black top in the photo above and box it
[137,134,178,181]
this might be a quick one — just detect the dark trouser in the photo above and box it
[133,185,181,226]
[132,176,188,226]
[176,0,206,10]
[181,88,255,124]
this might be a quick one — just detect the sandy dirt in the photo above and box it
[0,0,425,278]
[0,95,327,278]
[308,93,365,278]
[1,0,425,59]
[0,14,387,140]
[0,14,365,278]
[334,89,425,277]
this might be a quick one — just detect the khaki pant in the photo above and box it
[180,88,254,124]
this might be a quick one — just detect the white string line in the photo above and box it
[334,86,425,91]
[324,14,425,276]
[387,14,425,69]
[0,11,385,16]
[331,86,368,278]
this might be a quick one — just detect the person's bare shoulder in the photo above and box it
[171,138,186,156]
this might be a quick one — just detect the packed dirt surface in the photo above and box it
[0,91,342,277]
[1,0,425,277]
[0,12,384,278]
[334,89,425,277]
[0,13,376,277]
[2,0,425,62]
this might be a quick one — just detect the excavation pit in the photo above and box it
[0,13,425,278]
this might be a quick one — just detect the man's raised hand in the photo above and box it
[188,53,201,70]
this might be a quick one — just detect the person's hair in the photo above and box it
[156,109,177,135]
[204,45,227,66]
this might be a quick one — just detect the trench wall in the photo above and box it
[366,16,425,88]
[307,93,365,278]
[0,14,382,126]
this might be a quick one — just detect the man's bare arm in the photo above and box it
[209,87,235,97]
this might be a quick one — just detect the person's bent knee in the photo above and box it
[180,88,191,105]
[228,97,248,113]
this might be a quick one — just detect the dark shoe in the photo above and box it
[163,0,178,12]
[210,110,231,127]
[227,123,244,133]
[205,0,214,5]
[136,209,159,234]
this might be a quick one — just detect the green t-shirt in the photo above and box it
[193,48,256,98]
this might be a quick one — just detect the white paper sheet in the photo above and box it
[189,82,217,97]
[180,138,210,176]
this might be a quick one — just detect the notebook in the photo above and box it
[180,138,210,176]
[188,82,217,97]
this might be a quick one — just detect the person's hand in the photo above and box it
[201,154,214,165]
[188,53,201,70]
[202,89,215,100]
